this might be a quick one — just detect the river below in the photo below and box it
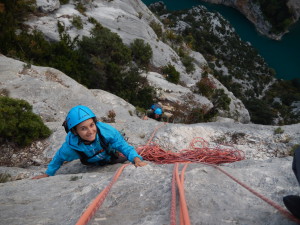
[142,0,300,80]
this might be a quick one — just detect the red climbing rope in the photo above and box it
[75,164,129,225]
[137,137,245,165]
[170,164,177,225]
[176,163,191,225]
[170,163,191,225]
[214,165,300,224]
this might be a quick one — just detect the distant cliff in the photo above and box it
[201,0,300,40]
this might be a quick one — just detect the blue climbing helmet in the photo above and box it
[154,107,163,115]
[151,103,163,115]
[65,105,96,130]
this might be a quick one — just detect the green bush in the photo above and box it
[162,64,180,84]
[196,77,216,98]
[0,173,11,183]
[181,55,195,74]
[274,127,284,135]
[0,0,36,56]
[290,144,300,156]
[70,175,82,181]
[149,20,162,39]
[171,94,216,123]
[164,30,178,42]
[59,0,69,4]
[0,97,52,146]
[72,15,83,30]
[212,89,231,111]
[79,26,131,68]
[88,17,98,25]
[244,98,276,125]
[196,78,231,113]
[75,2,86,15]
[79,27,155,108]
[253,0,293,33]
[130,39,153,69]
[185,106,211,124]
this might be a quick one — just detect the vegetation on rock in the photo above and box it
[0,2,155,109]
[0,0,299,125]
[0,97,52,146]
[149,3,300,125]
[162,64,180,84]
[253,0,294,34]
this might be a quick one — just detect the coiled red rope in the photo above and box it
[137,123,300,225]
[137,137,245,165]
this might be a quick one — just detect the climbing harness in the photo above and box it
[70,126,110,165]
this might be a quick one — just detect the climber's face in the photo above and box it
[75,118,97,142]
[154,113,160,119]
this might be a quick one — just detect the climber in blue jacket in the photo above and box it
[143,103,163,121]
[32,105,147,179]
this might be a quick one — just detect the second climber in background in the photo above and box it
[143,103,164,121]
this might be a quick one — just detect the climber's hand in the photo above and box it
[134,157,147,167]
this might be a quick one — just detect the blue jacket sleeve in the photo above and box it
[45,142,80,176]
[99,122,142,163]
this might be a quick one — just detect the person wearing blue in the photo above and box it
[32,105,147,179]
[283,146,300,219]
[143,103,163,121]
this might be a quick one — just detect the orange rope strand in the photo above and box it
[177,163,190,225]
[75,164,129,225]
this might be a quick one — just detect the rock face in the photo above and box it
[288,0,300,20]
[201,0,300,40]
[24,0,251,123]
[36,0,60,13]
[1,54,300,225]
[1,1,300,223]
[0,159,299,225]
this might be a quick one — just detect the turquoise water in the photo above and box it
[142,0,300,80]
